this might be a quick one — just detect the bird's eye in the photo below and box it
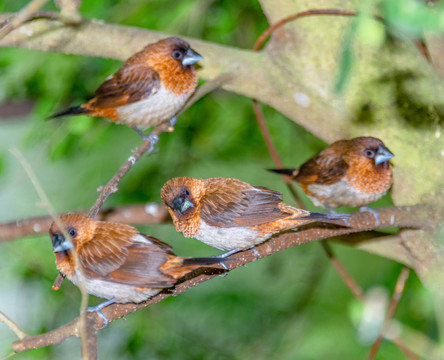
[172,50,183,60]
[68,228,77,237]
[365,149,375,158]
[185,189,190,196]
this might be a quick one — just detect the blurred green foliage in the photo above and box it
[0,1,438,359]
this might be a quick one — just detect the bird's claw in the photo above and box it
[169,116,178,127]
[251,247,260,260]
[325,204,350,227]
[87,297,116,329]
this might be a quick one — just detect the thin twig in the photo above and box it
[87,126,169,218]
[251,16,420,357]
[253,9,357,51]
[0,0,49,40]
[0,352,17,360]
[87,74,230,219]
[0,203,169,242]
[320,241,364,300]
[9,148,90,357]
[54,0,82,24]
[252,101,305,209]
[367,267,413,360]
[0,312,28,340]
[10,204,431,354]
[181,73,232,113]
[252,9,429,63]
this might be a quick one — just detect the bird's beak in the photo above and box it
[181,199,193,212]
[182,48,203,66]
[375,145,394,165]
[172,197,194,213]
[52,233,73,252]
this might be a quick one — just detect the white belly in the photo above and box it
[195,220,269,251]
[70,274,162,304]
[307,180,386,208]
[115,85,191,128]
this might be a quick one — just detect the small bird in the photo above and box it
[161,177,349,255]
[50,214,227,324]
[268,137,394,220]
[52,37,203,143]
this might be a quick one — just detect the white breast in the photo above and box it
[70,273,162,304]
[195,220,269,251]
[115,85,191,128]
[307,179,387,208]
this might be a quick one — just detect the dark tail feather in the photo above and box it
[267,168,297,176]
[51,106,90,119]
[299,211,350,223]
[182,257,231,268]
[167,257,231,279]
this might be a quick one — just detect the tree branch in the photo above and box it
[0,0,49,40]
[0,311,28,340]
[0,203,168,242]
[367,267,414,360]
[0,13,346,142]
[10,204,431,353]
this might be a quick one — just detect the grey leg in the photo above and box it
[169,116,178,127]
[324,202,350,227]
[87,297,116,328]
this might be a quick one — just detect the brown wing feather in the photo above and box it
[106,242,175,288]
[90,65,161,108]
[295,142,349,185]
[79,225,175,287]
[200,178,290,227]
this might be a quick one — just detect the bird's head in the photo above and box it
[49,213,96,253]
[345,137,394,170]
[161,177,206,235]
[147,37,203,70]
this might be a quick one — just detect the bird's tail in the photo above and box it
[51,106,90,119]
[298,211,350,224]
[165,256,231,279]
[267,168,298,177]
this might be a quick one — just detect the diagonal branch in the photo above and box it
[10,204,432,353]
[0,0,49,40]
[0,311,28,340]
[367,267,414,360]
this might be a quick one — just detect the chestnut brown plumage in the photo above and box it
[49,214,226,304]
[268,137,394,209]
[52,37,203,140]
[161,177,349,252]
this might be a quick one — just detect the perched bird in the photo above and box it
[50,214,227,324]
[52,37,203,142]
[268,137,394,221]
[161,177,348,255]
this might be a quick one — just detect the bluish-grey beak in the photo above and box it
[375,146,394,165]
[172,197,194,213]
[52,233,73,252]
[182,48,203,66]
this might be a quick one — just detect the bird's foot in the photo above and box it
[87,297,116,329]
[324,203,350,227]
[211,249,241,275]
[360,206,380,227]
[169,116,178,127]
[251,247,260,260]
[133,127,159,150]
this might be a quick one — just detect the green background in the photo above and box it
[0,1,437,359]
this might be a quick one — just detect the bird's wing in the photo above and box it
[80,233,175,287]
[90,64,161,108]
[200,178,290,227]
[295,143,349,185]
